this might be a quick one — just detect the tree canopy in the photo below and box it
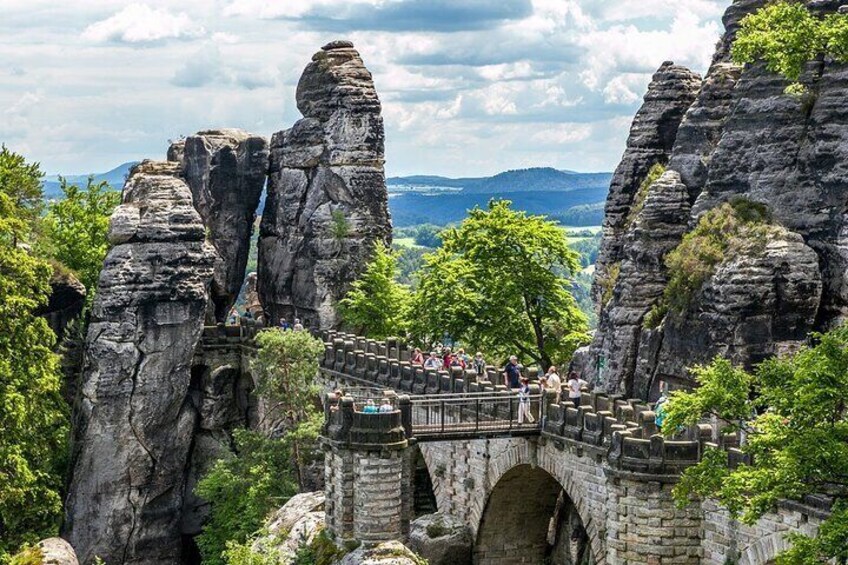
[409,199,589,369]
[0,149,68,560]
[732,1,848,92]
[338,243,412,339]
[41,177,120,296]
[664,327,848,564]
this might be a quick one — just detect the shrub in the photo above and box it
[599,262,620,307]
[624,163,665,231]
[648,199,775,326]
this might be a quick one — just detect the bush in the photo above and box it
[624,163,665,230]
[648,199,775,326]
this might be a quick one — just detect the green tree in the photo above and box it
[664,327,848,564]
[196,330,325,565]
[41,177,120,296]
[0,150,68,560]
[732,1,848,93]
[409,200,589,369]
[338,243,412,339]
[0,146,43,245]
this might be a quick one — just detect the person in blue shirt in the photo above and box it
[362,399,379,414]
[503,355,521,389]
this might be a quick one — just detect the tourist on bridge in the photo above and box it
[473,352,486,376]
[424,352,442,370]
[363,399,379,414]
[293,318,304,331]
[567,371,589,407]
[517,377,535,424]
[442,347,453,369]
[379,398,394,413]
[504,355,521,389]
[279,317,291,331]
[545,365,562,403]
[411,347,425,366]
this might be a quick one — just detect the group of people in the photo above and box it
[411,346,487,375]
[278,317,305,332]
[328,389,396,414]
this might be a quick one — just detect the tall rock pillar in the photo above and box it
[168,129,269,323]
[258,40,392,330]
[63,161,216,565]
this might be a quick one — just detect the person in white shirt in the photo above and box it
[424,352,442,370]
[566,371,589,407]
[545,365,562,403]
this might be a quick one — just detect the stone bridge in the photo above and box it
[318,332,830,565]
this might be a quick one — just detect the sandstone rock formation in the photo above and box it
[168,129,269,323]
[592,62,701,306]
[37,538,79,565]
[589,0,848,397]
[249,492,326,563]
[258,40,392,330]
[408,513,472,565]
[338,541,426,565]
[64,160,216,565]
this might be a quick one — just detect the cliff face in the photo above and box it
[64,161,216,565]
[589,0,847,397]
[258,40,392,330]
[168,129,269,323]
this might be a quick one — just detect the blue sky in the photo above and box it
[0,0,729,177]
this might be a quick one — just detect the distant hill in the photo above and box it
[387,167,611,194]
[43,161,138,198]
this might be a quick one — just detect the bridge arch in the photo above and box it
[737,533,791,565]
[478,441,606,564]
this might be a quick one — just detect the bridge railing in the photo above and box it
[409,392,543,439]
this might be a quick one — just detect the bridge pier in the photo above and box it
[322,396,414,546]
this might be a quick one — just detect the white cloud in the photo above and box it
[82,3,205,44]
[530,124,592,144]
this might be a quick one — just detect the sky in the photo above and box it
[0,0,730,177]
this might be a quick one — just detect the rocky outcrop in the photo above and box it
[338,541,426,565]
[655,229,822,380]
[589,0,848,397]
[168,129,269,323]
[258,40,392,330]
[243,272,264,321]
[37,267,86,343]
[63,160,216,565]
[408,513,472,565]
[37,538,79,565]
[592,62,701,306]
[249,492,326,563]
[588,171,693,395]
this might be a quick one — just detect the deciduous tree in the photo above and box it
[664,328,848,564]
[409,200,589,369]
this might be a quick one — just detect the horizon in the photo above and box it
[3,0,728,177]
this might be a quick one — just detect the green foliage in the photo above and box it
[8,546,43,565]
[393,245,428,288]
[569,231,601,269]
[221,539,278,565]
[570,270,598,330]
[339,243,412,339]
[195,430,300,565]
[624,163,665,230]
[667,326,848,563]
[197,330,325,565]
[599,262,620,308]
[330,209,350,240]
[0,149,68,561]
[0,145,43,243]
[41,177,120,296]
[655,200,773,322]
[292,530,349,565]
[732,1,848,93]
[409,200,589,369]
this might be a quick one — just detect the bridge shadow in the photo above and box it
[475,464,592,565]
